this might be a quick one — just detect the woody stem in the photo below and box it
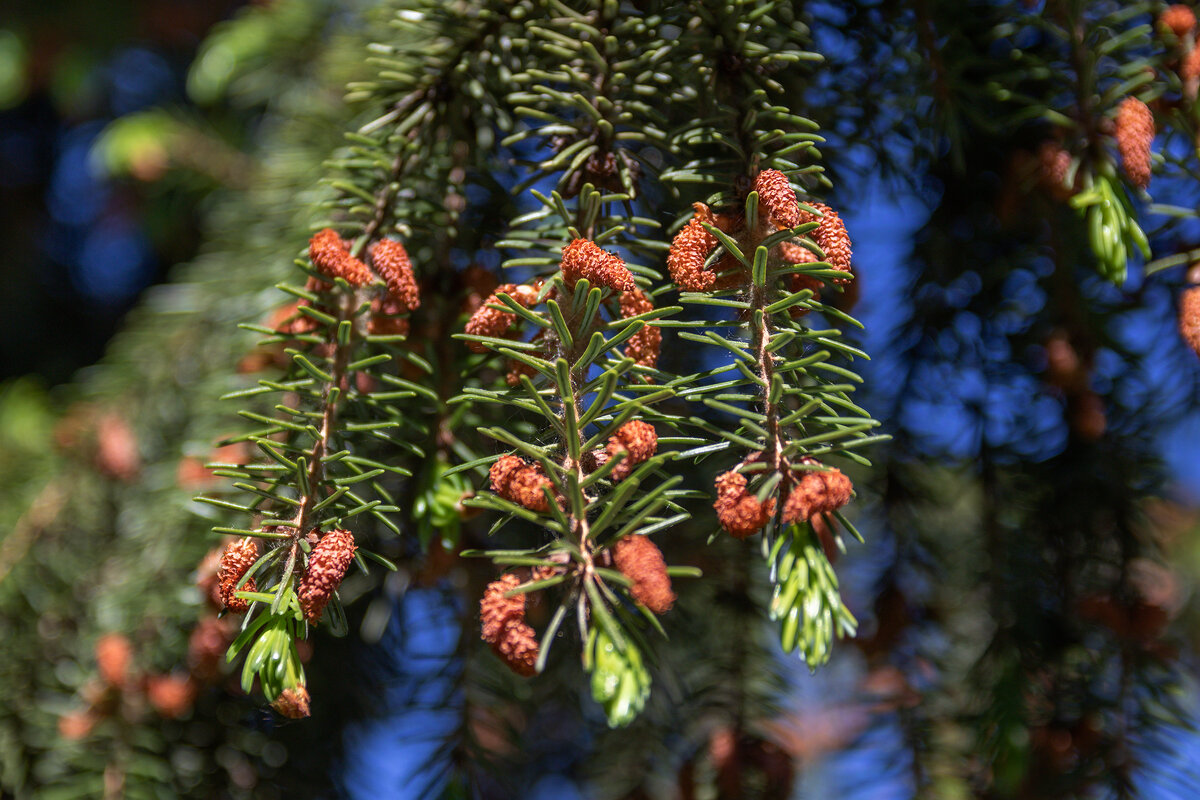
[288,288,361,538]
[555,279,592,545]
[748,244,785,478]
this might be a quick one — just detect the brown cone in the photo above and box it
[479,573,539,677]
[782,464,853,524]
[714,470,776,539]
[217,537,259,613]
[1115,97,1154,190]
[297,529,357,625]
[754,169,800,230]
[620,288,662,373]
[369,238,420,311]
[1180,286,1200,357]
[605,420,658,481]
[308,228,374,286]
[612,535,675,614]
[667,204,720,292]
[272,685,311,719]
[561,239,635,292]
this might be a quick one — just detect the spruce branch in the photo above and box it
[659,1,882,668]
[455,0,700,727]
[200,0,528,712]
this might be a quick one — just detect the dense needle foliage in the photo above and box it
[4,1,1200,798]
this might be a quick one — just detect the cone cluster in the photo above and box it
[667,171,852,295]
[713,470,776,539]
[480,573,539,677]
[489,454,557,512]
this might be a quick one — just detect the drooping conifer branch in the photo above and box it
[659,0,880,667]
[199,0,526,710]
[453,0,698,727]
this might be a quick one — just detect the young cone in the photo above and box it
[96,633,133,689]
[272,685,311,719]
[187,616,234,682]
[1115,97,1154,190]
[754,168,800,230]
[783,463,854,524]
[146,674,197,719]
[612,535,675,614]
[1162,4,1197,38]
[489,455,556,512]
[479,573,539,677]
[367,295,411,336]
[369,238,420,311]
[560,238,635,292]
[297,529,357,625]
[714,470,776,539]
[667,204,720,292]
[605,420,658,482]
[619,288,662,372]
[217,537,259,613]
[464,283,539,352]
[781,242,821,317]
[480,573,527,643]
[1179,285,1200,357]
[1037,141,1075,200]
[58,711,98,741]
[492,621,539,677]
[1183,41,1200,82]
[799,202,853,279]
[308,228,374,286]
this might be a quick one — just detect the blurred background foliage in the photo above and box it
[4,0,1200,798]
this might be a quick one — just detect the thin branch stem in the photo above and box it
[288,288,363,538]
